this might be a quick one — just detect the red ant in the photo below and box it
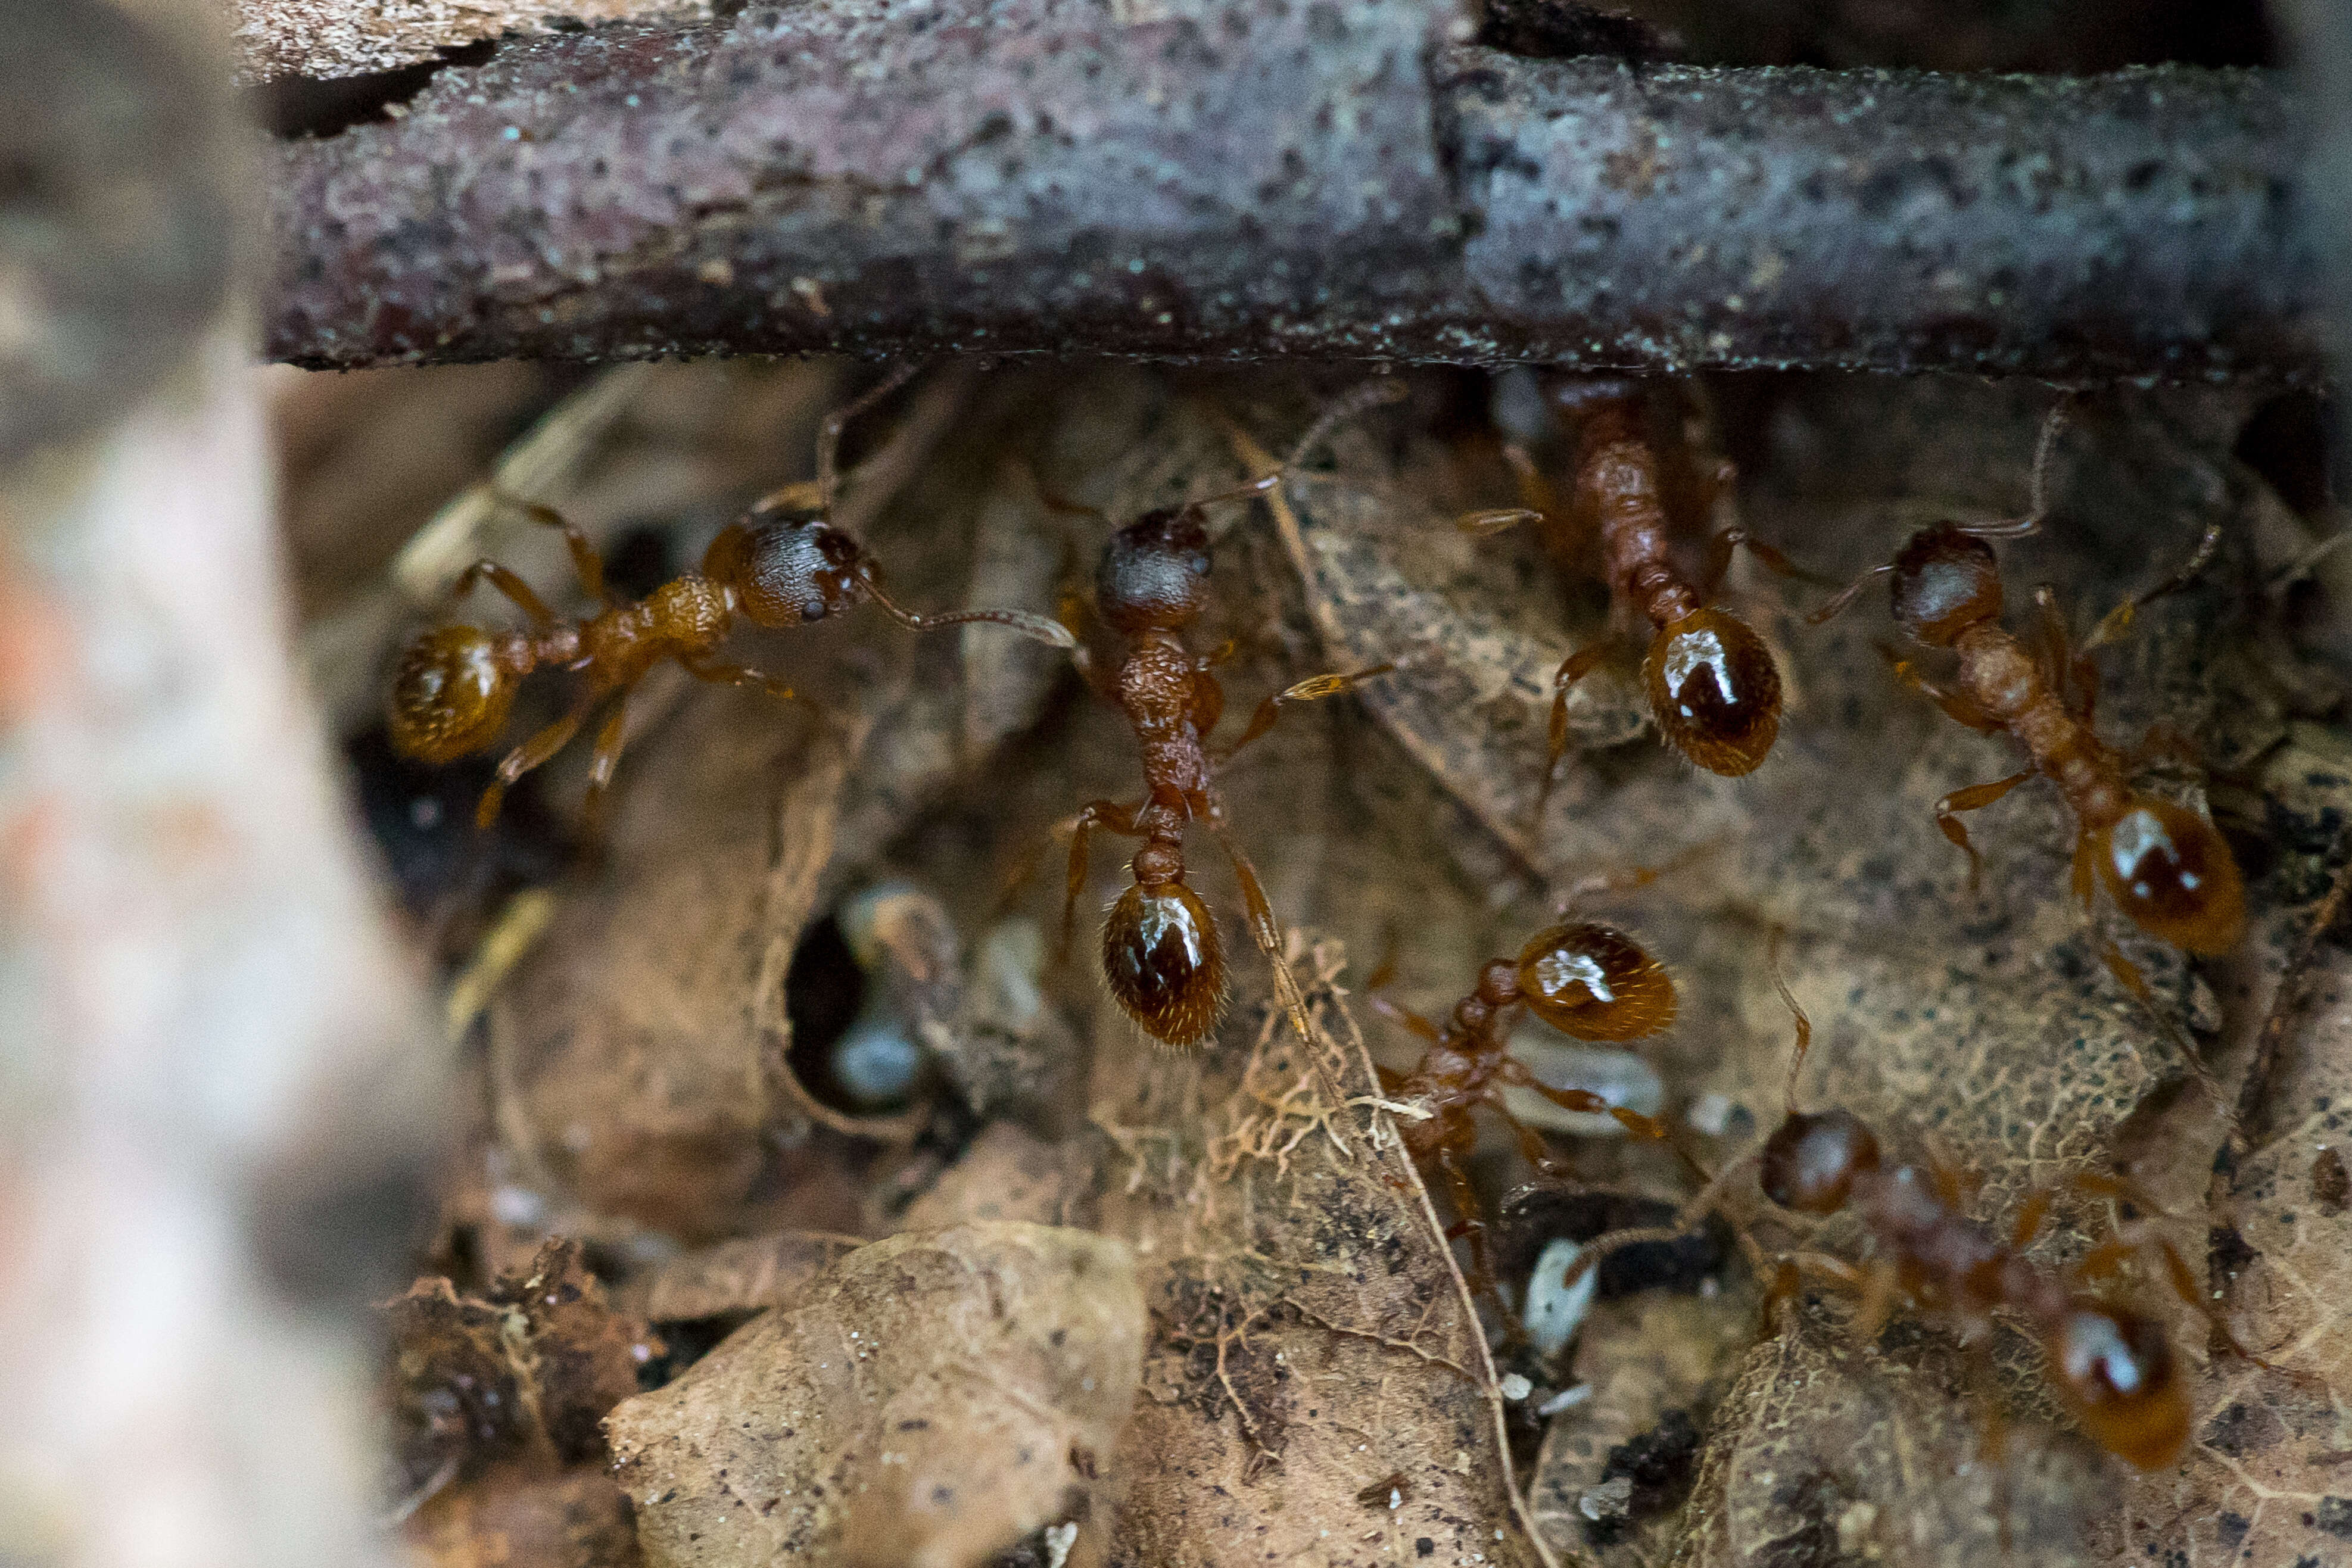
[1463,378,1804,809]
[1053,382,1406,1052]
[1367,921,1678,1307]
[1809,406,2244,956]
[387,368,1073,830]
[1572,952,2275,1473]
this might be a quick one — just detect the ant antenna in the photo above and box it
[1958,396,2073,540]
[1767,929,1812,1114]
[1282,376,1409,476]
[817,363,923,518]
[858,573,1077,648]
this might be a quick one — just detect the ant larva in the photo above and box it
[1808,404,2244,956]
[1463,378,1804,811]
[387,367,1073,831]
[1052,381,1406,1051]
[1367,921,1677,1309]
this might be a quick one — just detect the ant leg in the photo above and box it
[2127,723,2203,774]
[1503,441,1559,519]
[578,692,631,838]
[486,492,620,609]
[1454,506,1542,537]
[2088,519,2224,651]
[1432,1148,1503,1314]
[1215,665,1397,763]
[1206,820,1286,961]
[2073,1218,2286,1374]
[2094,938,2237,1129]
[1060,799,1145,952]
[1488,1097,1567,1177]
[1703,527,1836,598]
[1538,641,1616,821]
[1934,771,2033,891]
[1882,646,2004,732]
[1851,1255,1902,1343]
[475,696,593,829]
[681,654,802,706]
[1360,934,1444,1043]
[450,560,558,629]
[815,363,921,516]
[2026,584,2102,724]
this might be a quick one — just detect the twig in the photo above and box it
[264,1,2317,381]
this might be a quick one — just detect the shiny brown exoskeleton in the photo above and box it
[1059,384,1404,1051]
[1809,412,2244,955]
[388,369,1072,830]
[1372,922,1677,1304]
[1465,379,1796,807]
[1749,974,2200,1470]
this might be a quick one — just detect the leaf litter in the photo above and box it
[316,357,2352,1566]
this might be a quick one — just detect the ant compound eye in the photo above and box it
[1101,880,1227,1051]
[1644,608,1781,775]
[2050,1304,2188,1469]
[1096,507,1213,634]
[387,626,516,763]
[1758,1109,1880,1214]
[706,519,873,628]
[1890,525,2003,647]
[1516,923,1675,1042]
[2094,799,2245,954]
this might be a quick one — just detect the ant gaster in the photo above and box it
[1465,378,1801,809]
[1057,382,1406,1051]
[388,368,1073,830]
[1370,922,1677,1305]
[1809,407,2244,955]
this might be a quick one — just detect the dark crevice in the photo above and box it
[248,39,497,139]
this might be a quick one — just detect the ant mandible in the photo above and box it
[1808,406,2244,955]
[1054,382,1406,1051]
[388,367,1073,830]
[1463,378,1803,811]
[1369,921,1678,1308]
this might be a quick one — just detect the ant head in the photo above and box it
[1889,525,2003,647]
[387,626,519,763]
[1644,607,1782,775]
[1516,922,1676,1041]
[702,518,876,628]
[2046,1302,2188,1469]
[1758,1108,1880,1214]
[1101,872,1227,1052]
[2085,798,2245,954]
[1096,506,1213,634]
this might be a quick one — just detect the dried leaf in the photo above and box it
[406,1467,645,1568]
[605,1223,1145,1568]
[384,1239,662,1497]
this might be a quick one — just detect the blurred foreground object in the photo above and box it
[1,2,440,1564]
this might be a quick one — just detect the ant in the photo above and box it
[1808,404,2244,956]
[1462,377,1805,810]
[1367,921,1678,1309]
[1573,951,2275,1473]
[387,367,1073,831]
[1052,382,1406,1052]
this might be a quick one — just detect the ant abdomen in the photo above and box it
[1758,1108,1881,1214]
[1889,524,2004,647]
[1095,507,1215,634]
[1644,607,1781,776]
[388,626,521,764]
[1101,855,1228,1051]
[1516,922,1676,1041]
[2085,797,2246,954]
[701,517,875,627]
[2046,1302,2189,1470]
